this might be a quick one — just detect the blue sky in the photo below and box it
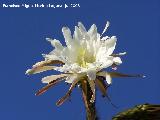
[0,0,159,120]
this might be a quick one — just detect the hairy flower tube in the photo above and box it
[26,21,144,117]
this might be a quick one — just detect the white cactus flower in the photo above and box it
[26,21,142,106]
[43,22,124,83]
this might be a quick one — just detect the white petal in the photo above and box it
[78,22,87,33]
[101,21,110,36]
[43,54,62,61]
[70,63,82,72]
[101,36,110,41]
[102,60,113,69]
[118,52,127,56]
[74,26,83,40]
[105,36,117,55]
[113,57,122,65]
[105,73,112,84]
[42,74,68,83]
[97,56,113,69]
[97,71,112,84]
[53,63,80,73]
[87,69,96,80]
[111,52,127,57]
[87,24,97,40]
[65,74,78,83]
[46,38,63,50]
[62,27,72,46]
[54,65,69,73]
[88,24,97,35]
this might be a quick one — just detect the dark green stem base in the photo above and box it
[112,103,160,120]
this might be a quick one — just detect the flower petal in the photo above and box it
[101,36,110,41]
[46,38,63,50]
[78,22,87,34]
[35,78,64,96]
[95,78,107,97]
[65,74,78,83]
[108,72,145,78]
[99,58,114,69]
[97,71,112,84]
[62,27,72,46]
[87,24,97,40]
[106,73,112,84]
[26,60,64,75]
[111,52,127,57]
[42,74,68,83]
[105,36,117,55]
[26,66,54,75]
[74,26,83,40]
[56,79,79,106]
[113,57,122,65]
[101,21,110,36]
[32,60,63,68]
[97,71,145,83]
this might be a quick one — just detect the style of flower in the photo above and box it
[26,21,143,108]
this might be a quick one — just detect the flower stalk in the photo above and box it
[81,80,98,120]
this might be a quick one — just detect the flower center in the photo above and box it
[76,47,95,67]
